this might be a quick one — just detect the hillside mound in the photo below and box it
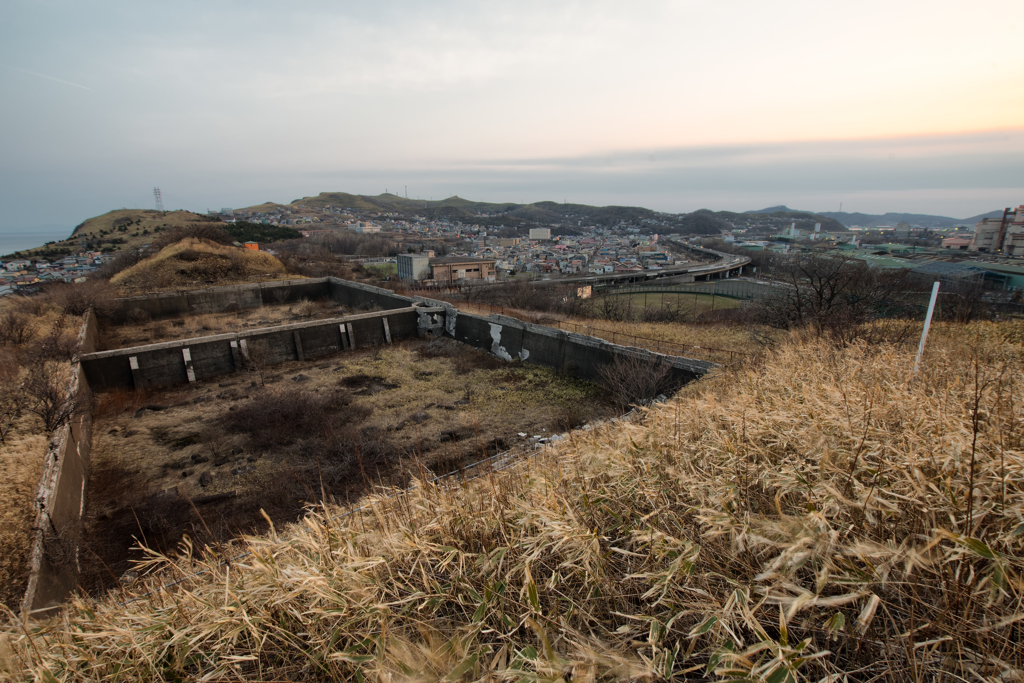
[21,209,217,259]
[110,238,287,292]
[2,321,1022,681]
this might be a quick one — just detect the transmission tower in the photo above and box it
[153,187,164,212]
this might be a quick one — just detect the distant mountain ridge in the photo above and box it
[747,205,1004,228]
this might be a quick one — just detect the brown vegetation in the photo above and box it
[109,238,288,293]
[0,300,83,611]
[96,298,352,350]
[74,338,612,596]
[4,320,1021,681]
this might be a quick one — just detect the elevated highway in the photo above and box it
[533,242,750,288]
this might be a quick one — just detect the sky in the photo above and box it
[1,0,1022,232]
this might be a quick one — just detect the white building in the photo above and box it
[529,228,551,240]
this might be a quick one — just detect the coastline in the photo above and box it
[0,230,73,258]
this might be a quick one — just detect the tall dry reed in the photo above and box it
[2,320,1022,682]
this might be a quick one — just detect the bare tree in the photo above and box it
[0,310,35,346]
[940,277,990,323]
[242,340,271,387]
[598,353,677,411]
[753,252,914,343]
[26,362,76,432]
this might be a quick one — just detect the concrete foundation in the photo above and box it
[25,276,718,618]
[82,305,440,391]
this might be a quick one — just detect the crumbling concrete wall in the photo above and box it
[81,306,434,391]
[20,309,98,620]
[423,306,711,386]
[109,278,334,319]
[327,278,417,312]
[92,277,715,392]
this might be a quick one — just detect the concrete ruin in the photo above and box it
[21,276,716,619]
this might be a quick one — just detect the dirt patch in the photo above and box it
[81,338,615,595]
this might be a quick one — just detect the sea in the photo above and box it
[0,228,74,258]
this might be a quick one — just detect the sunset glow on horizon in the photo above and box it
[1,0,1022,226]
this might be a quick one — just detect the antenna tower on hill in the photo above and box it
[153,187,164,212]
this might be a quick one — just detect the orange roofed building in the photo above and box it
[243,242,259,251]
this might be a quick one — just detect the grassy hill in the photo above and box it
[15,209,214,259]
[756,206,1003,229]
[3,320,1021,680]
[277,192,664,229]
[109,238,288,293]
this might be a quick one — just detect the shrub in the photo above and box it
[43,280,119,317]
[125,308,151,325]
[0,310,35,346]
[292,298,323,318]
[32,325,82,363]
[150,224,232,251]
[597,352,678,411]
[219,386,372,453]
[94,247,147,279]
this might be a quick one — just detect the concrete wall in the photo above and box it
[432,308,710,386]
[20,309,98,620]
[81,306,434,392]
[88,278,715,392]
[109,278,334,320]
[328,279,714,384]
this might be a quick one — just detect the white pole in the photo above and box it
[914,281,940,374]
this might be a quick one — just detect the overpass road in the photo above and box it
[532,243,750,288]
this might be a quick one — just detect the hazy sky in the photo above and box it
[2,0,1022,230]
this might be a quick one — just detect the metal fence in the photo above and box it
[603,278,776,300]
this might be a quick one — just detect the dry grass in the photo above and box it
[555,316,779,357]
[76,339,612,596]
[0,412,48,610]
[437,300,772,360]
[99,299,352,350]
[110,238,288,293]
[3,320,1023,681]
[0,299,80,611]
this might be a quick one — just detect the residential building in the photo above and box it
[529,228,551,240]
[429,257,496,282]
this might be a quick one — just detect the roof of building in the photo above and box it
[429,256,496,265]
[910,260,987,279]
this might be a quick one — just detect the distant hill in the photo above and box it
[745,205,796,214]
[10,209,214,259]
[754,207,1006,229]
[733,207,847,233]
[266,193,662,229]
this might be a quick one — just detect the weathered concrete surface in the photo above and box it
[20,310,98,620]
[81,306,440,391]
[328,278,417,312]
[22,277,721,618]
[446,311,712,385]
[108,278,334,319]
